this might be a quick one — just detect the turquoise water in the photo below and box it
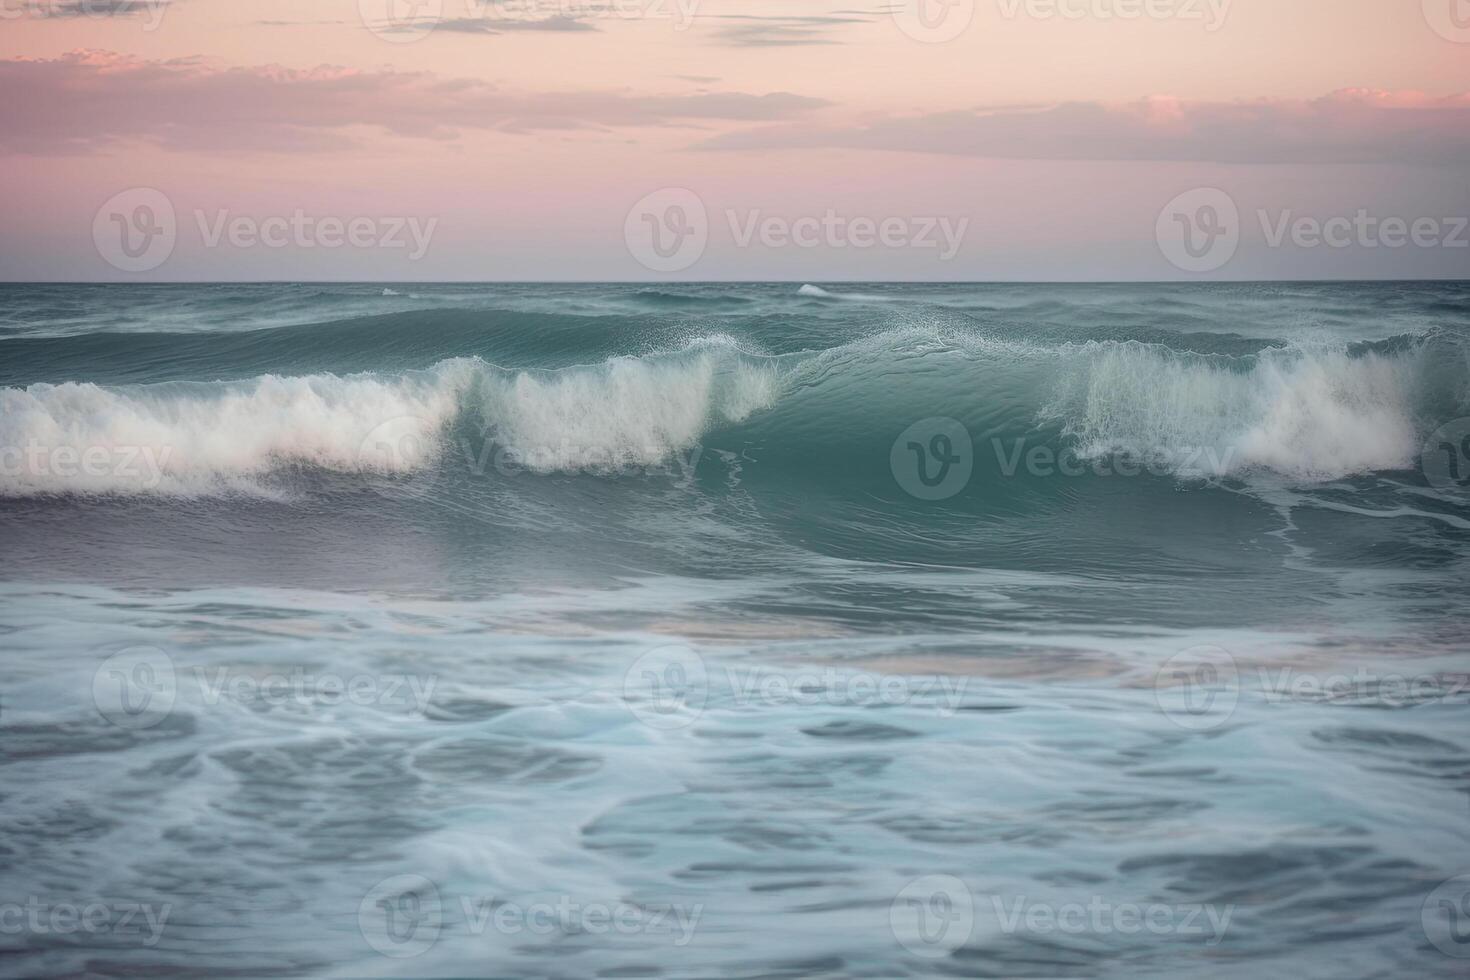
[1,281,1468,977]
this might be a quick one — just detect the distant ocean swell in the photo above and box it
[0,328,1465,496]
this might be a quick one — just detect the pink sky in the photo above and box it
[2,0,1468,279]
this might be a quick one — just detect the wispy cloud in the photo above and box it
[433,14,600,33]
[708,12,874,46]
[698,90,1470,165]
[27,0,166,16]
[0,50,828,154]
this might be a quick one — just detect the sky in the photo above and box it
[2,0,1468,280]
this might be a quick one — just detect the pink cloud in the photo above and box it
[698,90,1470,165]
[0,50,829,155]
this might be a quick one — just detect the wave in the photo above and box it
[797,284,895,303]
[0,330,1462,497]
[0,340,781,496]
[1046,336,1465,481]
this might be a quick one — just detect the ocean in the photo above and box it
[1,280,1468,978]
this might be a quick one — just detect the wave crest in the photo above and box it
[0,344,782,496]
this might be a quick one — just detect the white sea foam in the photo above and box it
[1051,341,1441,481]
[0,360,478,496]
[797,284,894,303]
[477,347,780,474]
[0,345,781,495]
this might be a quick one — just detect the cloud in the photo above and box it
[26,0,166,17]
[433,14,599,32]
[698,90,1470,165]
[708,12,874,46]
[0,50,828,154]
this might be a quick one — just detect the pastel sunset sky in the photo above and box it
[3,0,1468,279]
